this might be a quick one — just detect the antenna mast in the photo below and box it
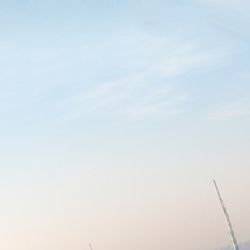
[213,179,240,250]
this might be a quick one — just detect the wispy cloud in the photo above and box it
[61,36,219,120]
[155,50,215,77]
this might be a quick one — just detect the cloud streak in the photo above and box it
[60,36,219,120]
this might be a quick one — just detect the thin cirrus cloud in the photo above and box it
[0,29,221,123]
[61,37,219,120]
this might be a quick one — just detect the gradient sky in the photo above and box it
[0,1,250,250]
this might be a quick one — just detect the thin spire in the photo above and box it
[213,179,240,250]
[89,243,94,250]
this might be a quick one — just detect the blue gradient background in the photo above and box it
[0,1,250,250]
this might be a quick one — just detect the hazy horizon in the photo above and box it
[0,0,250,250]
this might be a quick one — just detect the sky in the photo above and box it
[0,0,250,250]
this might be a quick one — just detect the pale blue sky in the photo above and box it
[0,1,250,250]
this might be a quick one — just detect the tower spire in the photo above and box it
[213,179,240,250]
[89,243,94,250]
